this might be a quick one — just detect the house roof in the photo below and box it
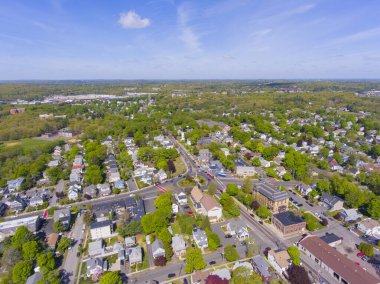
[321,193,343,206]
[90,220,112,230]
[151,239,163,253]
[268,250,291,269]
[320,233,341,244]
[46,233,59,247]
[191,187,204,203]
[88,240,103,252]
[299,236,379,284]
[358,218,379,230]
[273,211,305,226]
[26,273,42,284]
[201,194,220,211]
[252,255,271,278]
[211,268,231,280]
[191,270,210,284]
[254,183,288,202]
[172,234,186,251]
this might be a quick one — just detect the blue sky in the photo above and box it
[0,0,380,79]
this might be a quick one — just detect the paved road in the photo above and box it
[62,214,84,284]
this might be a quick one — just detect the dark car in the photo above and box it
[225,234,232,238]
[76,252,80,257]
[168,273,176,278]
[209,261,216,265]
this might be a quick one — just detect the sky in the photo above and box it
[0,0,380,80]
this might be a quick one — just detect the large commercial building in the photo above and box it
[253,183,289,213]
[298,235,380,284]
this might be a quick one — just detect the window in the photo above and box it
[314,258,319,264]
[341,279,348,284]
[333,272,340,280]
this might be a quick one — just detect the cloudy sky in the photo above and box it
[0,0,380,79]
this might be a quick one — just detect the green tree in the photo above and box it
[57,237,71,252]
[256,206,272,219]
[117,220,142,237]
[99,272,122,284]
[224,244,239,262]
[287,246,301,266]
[358,242,374,257]
[242,178,253,194]
[158,227,172,244]
[154,192,172,209]
[85,164,103,185]
[284,151,308,180]
[53,220,66,233]
[11,226,34,249]
[12,260,33,284]
[226,183,239,196]
[83,210,94,226]
[37,251,56,271]
[230,266,262,284]
[22,241,41,260]
[207,232,221,251]
[283,172,292,181]
[252,157,261,167]
[184,248,206,273]
[46,167,63,184]
[368,197,380,219]
[316,180,330,193]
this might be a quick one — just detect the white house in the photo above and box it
[226,219,249,240]
[156,169,168,182]
[90,220,113,240]
[236,166,256,177]
[176,192,187,206]
[357,219,380,238]
[172,234,186,259]
[192,228,208,249]
[152,239,166,259]
[220,148,230,157]
[340,209,362,222]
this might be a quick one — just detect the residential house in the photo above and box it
[272,211,306,237]
[190,187,223,222]
[152,239,166,259]
[125,236,136,248]
[191,271,210,284]
[252,255,271,282]
[125,196,146,220]
[220,148,230,156]
[48,160,60,168]
[98,183,111,196]
[90,220,113,240]
[296,183,312,196]
[7,177,25,192]
[127,246,143,265]
[114,179,125,190]
[192,228,208,249]
[298,235,379,284]
[276,166,287,177]
[259,158,271,168]
[198,149,212,164]
[86,257,106,277]
[339,209,362,222]
[267,249,291,276]
[54,208,71,229]
[6,196,27,211]
[211,268,231,281]
[46,233,59,250]
[320,233,342,247]
[176,192,188,206]
[83,185,97,199]
[29,195,44,207]
[232,262,253,272]
[156,169,168,182]
[172,235,186,259]
[357,219,380,238]
[236,166,256,177]
[88,240,105,256]
[253,183,289,213]
[226,219,249,240]
[320,193,344,212]
[68,186,79,201]
[108,168,121,183]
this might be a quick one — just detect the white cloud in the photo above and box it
[118,11,151,29]
[251,28,272,38]
[177,4,201,51]
[333,27,380,44]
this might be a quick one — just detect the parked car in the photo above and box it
[209,261,216,265]
[168,273,176,278]
[225,234,232,238]
[357,252,365,258]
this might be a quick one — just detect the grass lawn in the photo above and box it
[105,254,118,264]
[135,179,150,189]
[104,236,120,247]
[137,247,150,270]
[171,220,181,235]
[327,209,342,217]
[3,138,60,151]
[178,179,196,188]
[174,157,187,175]
[303,212,325,231]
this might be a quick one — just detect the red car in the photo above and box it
[357,252,365,258]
